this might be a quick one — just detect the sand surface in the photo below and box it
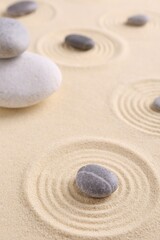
[0,0,160,239]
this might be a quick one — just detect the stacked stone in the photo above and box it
[0,18,62,108]
[0,3,149,109]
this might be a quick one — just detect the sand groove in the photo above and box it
[114,79,160,135]
[36,29,126,68]
[20,0,56,26]
[25,139,159,239]
[99,10,160,31]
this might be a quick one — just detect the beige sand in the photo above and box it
[0,0,160,239]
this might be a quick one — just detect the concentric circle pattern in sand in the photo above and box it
[99,9,160,30]
[20,0,56,26]
[25,139,159,239]
[35,29,126,68]
[114,79,160,135]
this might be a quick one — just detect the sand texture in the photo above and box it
[0,0,160,239]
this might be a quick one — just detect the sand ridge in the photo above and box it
[35,29,128,68]
[25,138,160,239]
[114,79,160,135]
[99,9,160,31]
[0,0,160,239]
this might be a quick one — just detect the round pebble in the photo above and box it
[0,52,62,108]
[6,1,38,17]
[76,164,118,198]
[0,18,29,59]
[152,97,160,111]
[64,34,95,51]
[126,14,149,26]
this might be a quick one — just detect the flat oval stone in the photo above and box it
[76,164,118,198]
[0,18,29,58]
[64,34,95,51]
[152,97,160,111]
[126,14,149,26]
[6,1,38,17]
[0,52,62,108]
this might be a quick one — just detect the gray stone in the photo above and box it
[76,164,118,198]
[6,1,38,17]
[0,18,29,58]
[64,34,95,51]
[152,97,160,111]
[0,52,62,108]
[126,14,149,26]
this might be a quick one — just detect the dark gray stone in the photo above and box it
[64,34,95,51]
[6,1,38,17]
[76,164,118,198]
[152,97,160,111]
[126,14,149,26]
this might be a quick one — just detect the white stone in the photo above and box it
[0,18,29,58]
[0,52,62,108]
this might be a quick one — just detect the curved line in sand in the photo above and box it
[24,138,160,238]
[35,29,127,68]
[20,0,56,26]
[114,79,160,135]
[99,9,160,31]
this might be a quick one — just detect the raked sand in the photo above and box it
[0,0,160,239]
